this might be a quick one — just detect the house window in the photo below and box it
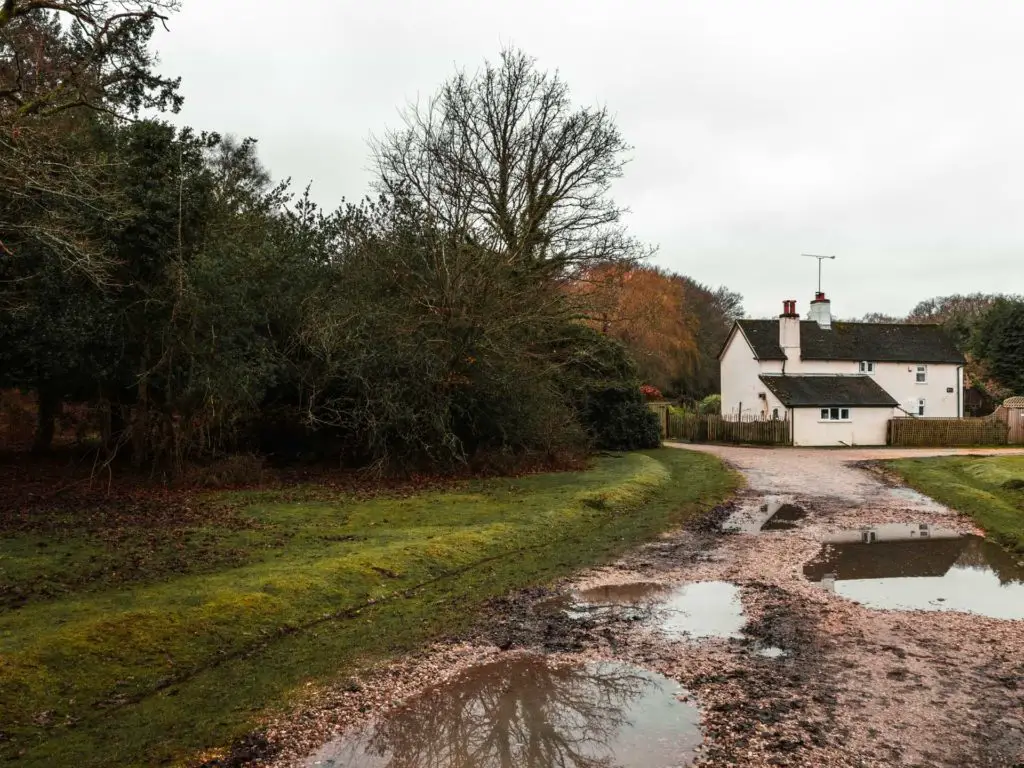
[915,365,928,383]
[772,408,780,420]
[917,398,926,416]
[819,407,851,421]
[861,530,877,543]
[859,361,875,374]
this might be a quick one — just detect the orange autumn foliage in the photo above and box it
[575,264,699,391]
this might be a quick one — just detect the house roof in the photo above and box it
[802,538,966,581]
[759,374,899,407]
[734,320,965,364]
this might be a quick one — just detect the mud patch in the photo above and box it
[804,533,1024,619]
[305,656,702,768]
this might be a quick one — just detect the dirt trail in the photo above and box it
[257,447,1024,768]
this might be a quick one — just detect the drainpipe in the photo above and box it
[956,365,963,417]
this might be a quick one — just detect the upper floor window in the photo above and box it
[859,361,875,374]
[915,365,928,383]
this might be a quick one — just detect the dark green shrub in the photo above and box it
[582,385,661,450]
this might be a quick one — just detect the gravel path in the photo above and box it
[650,444,1024,767]
[249,446,1024,768]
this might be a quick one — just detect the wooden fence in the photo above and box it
[647,402,672,437]
[667,413,792,445]
[993,406,1024,444]
[886,417,1009,447]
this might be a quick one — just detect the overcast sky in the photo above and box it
[156,0,1024,319]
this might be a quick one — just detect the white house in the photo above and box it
[719,292,966,446]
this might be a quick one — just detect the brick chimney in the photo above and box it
[808,291,832,329]
[779,299,800,358]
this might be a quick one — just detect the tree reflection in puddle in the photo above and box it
[309,656,701,768]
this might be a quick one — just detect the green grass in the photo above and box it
[885,455,1024,553]
[0,448,736,767]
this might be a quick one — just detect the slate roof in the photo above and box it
[734,320,965,364]
[759,375,899,407]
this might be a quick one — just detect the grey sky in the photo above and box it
[157,0,1024,319]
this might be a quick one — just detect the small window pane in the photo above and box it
[916,365,927,383]
[830,407,840,420]
[820,408,829,420]
[841,408,850,420]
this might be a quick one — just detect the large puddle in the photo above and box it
[307,656,702,767]
[804,527,1024,619]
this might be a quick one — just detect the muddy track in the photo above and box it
[245,446,1023,768]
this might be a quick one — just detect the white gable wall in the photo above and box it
[720,330,782,420]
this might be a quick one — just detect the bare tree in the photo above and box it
[0,0,180,283]
[372,49,648,276]
[0,1,181,117]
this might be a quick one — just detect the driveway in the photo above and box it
[644,444,1024,767]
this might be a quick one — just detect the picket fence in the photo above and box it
[667,413,792,446]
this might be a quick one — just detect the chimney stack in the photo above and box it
[808,291,832,329]
[779,299,800,359]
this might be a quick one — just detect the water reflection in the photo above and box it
[309,657,701,768]
[804,533,1024,619]
[575,582,671,606]
[659,581,746,639]
[723,497,805,533]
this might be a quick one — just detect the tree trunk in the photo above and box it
[131,352,149,467]
[32,387,59,454]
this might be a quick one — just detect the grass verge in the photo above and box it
[0,447,737,767]
[885,455,1024,552]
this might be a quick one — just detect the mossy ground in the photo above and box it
[0,448,736,767]
[885,454,1024,552]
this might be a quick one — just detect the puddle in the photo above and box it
[804,532,1024,619]
[658,581,746,639]
[760,503,807,531]
[575,582,672,605]
[724,498,806,533]
[307,656,702,767]
[755,646,788,659]
[565,581,747,640]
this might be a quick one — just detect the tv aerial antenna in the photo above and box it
[802,253,836,293]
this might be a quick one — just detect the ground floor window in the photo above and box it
[819,407,850,421]
[917,398,926,416]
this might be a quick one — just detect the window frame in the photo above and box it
[917,398,926,416]
[819,407,851,422]
[858,361,876,374]
[915,364,928,383]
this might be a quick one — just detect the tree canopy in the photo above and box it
[1,45,666,469]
